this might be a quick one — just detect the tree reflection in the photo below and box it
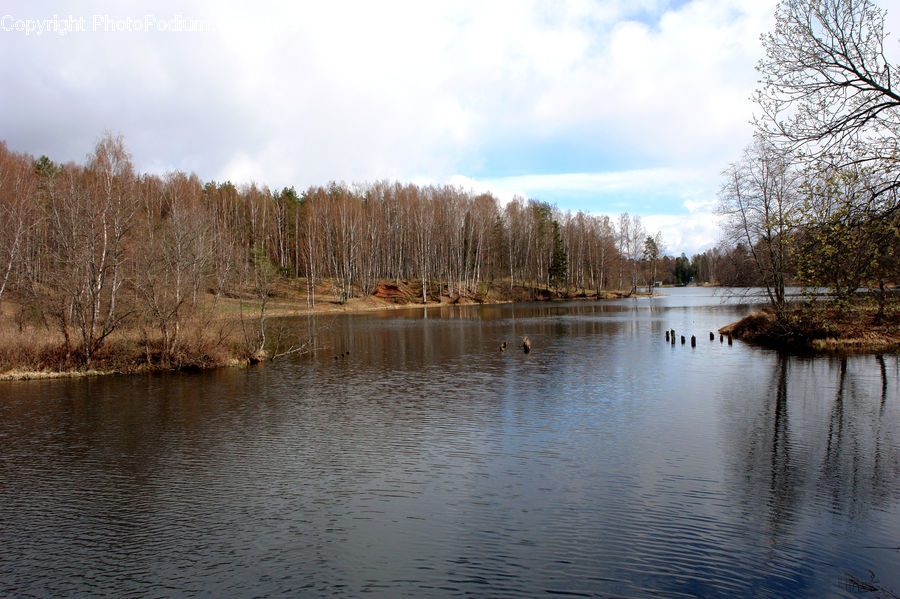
[877,354,888,407]
[818,355,900,517]
[767,354,795,532]
[822,357,847,489]
[724,353,900,536]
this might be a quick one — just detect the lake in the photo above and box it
[1,287,898,598]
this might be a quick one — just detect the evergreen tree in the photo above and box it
[549,221,568,291]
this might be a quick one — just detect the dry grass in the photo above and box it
[720,297,900,353]
[0,317,250,380]
[0,324,70,374]
[718,311,777,338]
[0,368,108,381]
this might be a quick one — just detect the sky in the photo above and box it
[1,0,876,256]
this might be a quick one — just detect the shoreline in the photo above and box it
[253,289,643,319]
[718,306,900,353]
[7,288,897,382]
[0,286,644,382]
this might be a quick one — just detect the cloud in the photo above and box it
[683,198,717,213]
[457,168,722,255]
[480,168,713,195]
[467,167,720,216]
[0,0,777,252]
[643,211,722,257]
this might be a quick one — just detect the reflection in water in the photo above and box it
[722,351,900,596]
[823,357,850,511]
[820,355,900,519]
[769,355,795,535]
[1,289,899,598]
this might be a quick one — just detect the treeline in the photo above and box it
[0,134,678,366]
[643,245,777,288]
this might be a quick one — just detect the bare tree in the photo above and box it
[133,174,211,362]
[41,134,135,364]
[0,143,37,306]
[755,0,900,207]
[618,213,645,293]
[719,138,799,316]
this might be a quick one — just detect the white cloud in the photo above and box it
[479,167,717,194]
[459,168,723,255]
[643,211,722,257]
[0,0,778,252]
[683,197,717,213]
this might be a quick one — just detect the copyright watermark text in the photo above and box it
[1,14,212,36]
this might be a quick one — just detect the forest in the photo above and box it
[0,134,725,374]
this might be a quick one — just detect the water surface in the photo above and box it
[2,288,899,597]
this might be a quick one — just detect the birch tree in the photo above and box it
[719,139,799,316]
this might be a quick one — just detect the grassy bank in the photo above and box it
[718,297,900,353]
[0,318,252,381]
[0,279,639,380]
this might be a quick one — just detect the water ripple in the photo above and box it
[2,293,899,597]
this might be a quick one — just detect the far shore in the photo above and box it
[0,281,650,382]
[242,286,649,320]
[10,282,894,382]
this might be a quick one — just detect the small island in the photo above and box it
[720,300,900,353]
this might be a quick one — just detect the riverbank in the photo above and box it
[0,280,642,381]
[235,280,641,319]
[0,318,256,381]
[718,298,900,353]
